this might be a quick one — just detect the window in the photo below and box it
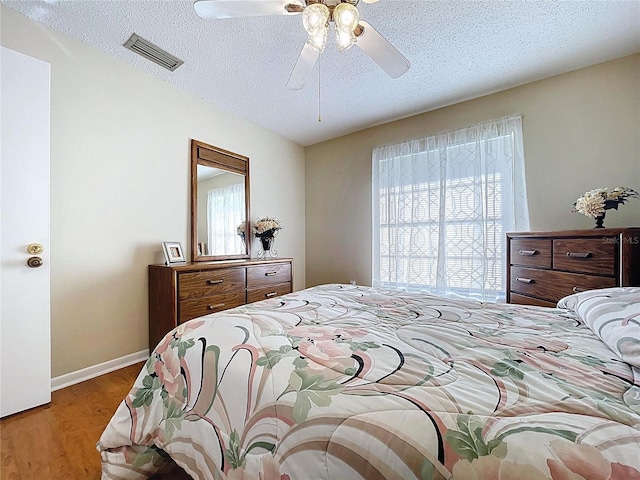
[372,115,529,302]
[207,183,245,255]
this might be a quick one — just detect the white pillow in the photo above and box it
[558,287,640,368]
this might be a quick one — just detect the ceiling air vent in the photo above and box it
[123,33,184,72]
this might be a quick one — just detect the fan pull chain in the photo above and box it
[317,55,322,123]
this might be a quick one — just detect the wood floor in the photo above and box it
[0,362,190,480]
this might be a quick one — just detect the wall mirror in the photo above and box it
[191,139,250,262]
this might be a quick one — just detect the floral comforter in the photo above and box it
[98,284,640,479]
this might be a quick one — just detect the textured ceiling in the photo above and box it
[3,0,639,146]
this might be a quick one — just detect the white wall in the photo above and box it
[305,54,640,287]
[1,5,306,377]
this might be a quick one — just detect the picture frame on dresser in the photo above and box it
[506,228,640,307]
[161,241,186,265]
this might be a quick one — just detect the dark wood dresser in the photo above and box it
[506,228,640,307]
[149,258,293,348]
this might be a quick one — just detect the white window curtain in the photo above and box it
[372,115,529,302]
[207,183,244,255]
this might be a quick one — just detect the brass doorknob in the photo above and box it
[27,256,43,268]
[27,243,44,255]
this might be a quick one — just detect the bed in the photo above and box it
[98,284,640,479]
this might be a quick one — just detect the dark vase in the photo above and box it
[259,235,273,252]
[256,229,278,258]
[594,212,606,229]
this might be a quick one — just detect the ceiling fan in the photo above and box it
[193,0,411,90]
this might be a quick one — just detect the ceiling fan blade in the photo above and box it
[355,21,410,78]
[287,42,320,90]
[194,0,302,19]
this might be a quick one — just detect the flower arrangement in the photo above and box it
[253,217,282,258]
[237,222,246,237]
[573,187,639,228]
[253,217,282,238]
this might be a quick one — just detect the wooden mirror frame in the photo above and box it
[191,139,251,262]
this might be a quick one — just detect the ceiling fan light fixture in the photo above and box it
[195,0,410,89]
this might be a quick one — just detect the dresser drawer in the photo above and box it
[247,282,292,304]
[510,266,617,303]
[552,238,616,275]
[509,292,557,308]
[149,258,294,350]
[178,292,246,323]
[247,263,292,287]
[510,238,552,268]
[178,268,246,300]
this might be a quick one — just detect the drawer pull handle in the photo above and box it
[516,277,534,284]
[207,303,226,310]
[566,252,592,258]
[572,286,587,293]
[206,279,224,285]
[518,249,538,256]
[265,271,277,276]
[265,292,278,298]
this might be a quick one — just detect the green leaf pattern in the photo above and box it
[285,369,344,424]
[446,413,508,462]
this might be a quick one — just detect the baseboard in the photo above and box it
[51,349,149,392]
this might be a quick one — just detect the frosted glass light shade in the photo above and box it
[306,26,328,52]
[333,3,359,52]
[333,3,359,33]
[303,3,330,52]
[303,3,330,35]
[335,28,356,51]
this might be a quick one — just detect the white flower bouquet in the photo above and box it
[573,187,639,219]
[252,217,282,237]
